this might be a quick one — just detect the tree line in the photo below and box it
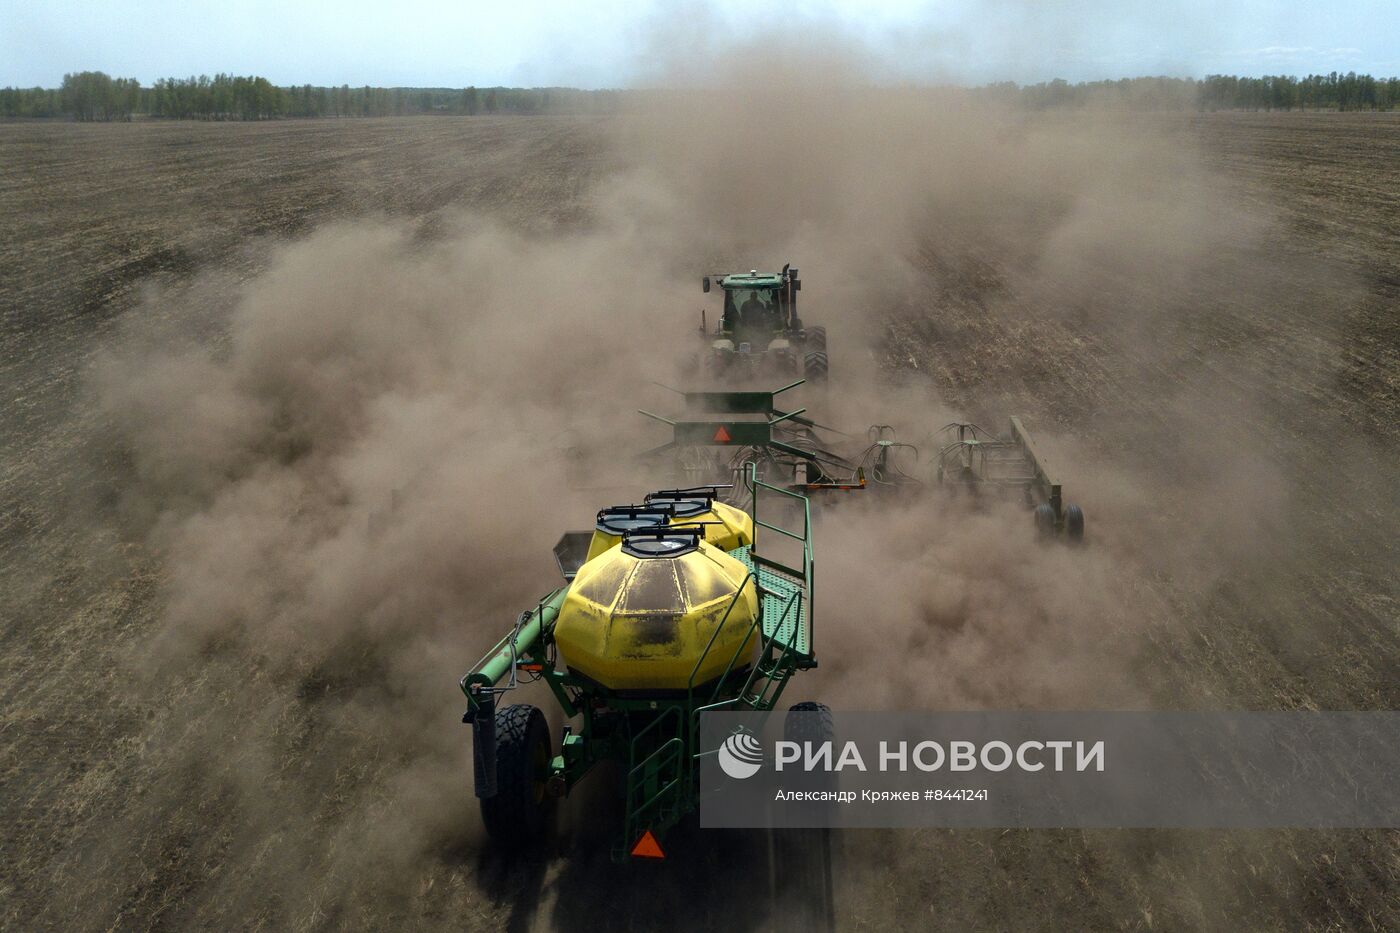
[990,73,1400,112]
[0,72,623,120]
[1197,73,1400,111]
[4,70,1399,120]
[0,71,144,120]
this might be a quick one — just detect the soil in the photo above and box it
[2,112,1397,931]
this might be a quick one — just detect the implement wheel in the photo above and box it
[1064,504,1085,543]
[776,702,838,932]
[1034,503,1056,540]
[784,702,836,796]
[784,701,833,744]
[480,704,554,846]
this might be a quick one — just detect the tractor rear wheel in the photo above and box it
[1034,503,1056,539]
[806,326,827,353]
[803,350,829,386]
[480,704,554,846]
[1064,504,1085,543]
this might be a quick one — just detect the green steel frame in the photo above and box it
[638,380,884,492]
[934,417,1068,528]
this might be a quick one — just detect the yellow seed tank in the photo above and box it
[554,530,759,692]
[644,491,754,552]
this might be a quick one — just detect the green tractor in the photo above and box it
[460,463,818,860]
[698,264,828,385]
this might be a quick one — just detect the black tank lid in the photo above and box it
[620,526,703,559]
[644,486,722,518]
[643,496,710,518]
[596,504,672,535]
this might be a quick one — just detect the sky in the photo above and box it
[1,0,1397,88]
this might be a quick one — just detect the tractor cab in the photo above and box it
[721,273,786,343]
[699,264,825,384]
[703,267,800,348]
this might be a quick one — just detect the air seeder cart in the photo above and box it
[460,465,819,860]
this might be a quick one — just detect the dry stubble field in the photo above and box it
[1,112,1397,931]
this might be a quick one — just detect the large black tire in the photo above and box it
[1064,504,1085,543]
[775,701,837,933]
[784,701,834,744]
[803,350,829,386]
[480,704,554,846]
[1034,503,1056,540]
[783,702,836,795]
[806,326,827,354]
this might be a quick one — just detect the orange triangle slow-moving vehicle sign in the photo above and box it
[713,425,732,443]
[631,830,665,859]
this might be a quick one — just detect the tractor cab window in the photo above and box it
[725,288,780,331]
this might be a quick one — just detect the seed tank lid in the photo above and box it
[643,496,710,518]
[595,504,672,534]
[621,534,700,559]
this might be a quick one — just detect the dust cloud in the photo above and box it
[78,27,1315,928]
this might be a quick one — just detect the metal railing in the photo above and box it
[620,462,816,845]
[680,461,815,766]
[624,705,685,844]
[746,459,814,659]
